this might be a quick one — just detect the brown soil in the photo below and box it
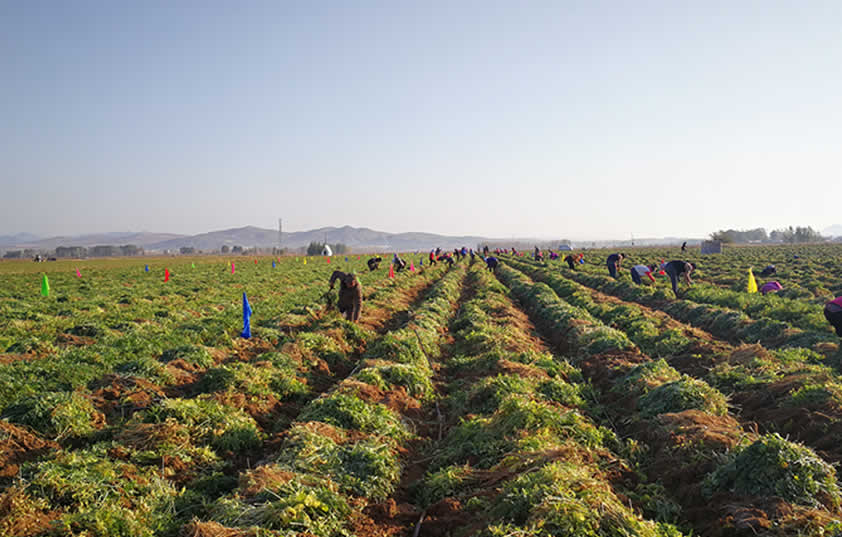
[0,354,42,365]
[238,465,295,497]
[0,421,59,480]
[90,374,166,421]
[55,333,94,346]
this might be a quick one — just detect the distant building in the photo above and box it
[558,244,573,251]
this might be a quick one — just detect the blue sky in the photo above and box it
[2,1,841,240]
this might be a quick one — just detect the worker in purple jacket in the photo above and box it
[760,281,783,296]
[825,296,842,336]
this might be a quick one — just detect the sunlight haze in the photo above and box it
[2,1,841,240]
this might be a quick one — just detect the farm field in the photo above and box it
[1,245,842,536]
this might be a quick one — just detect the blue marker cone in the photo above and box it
[272,260,276,269]
[145,264,149,272]
[241,292,253,339]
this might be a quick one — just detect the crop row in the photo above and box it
[507,257,842,466]
[556,264,838,352]
[0,259,450,536]
[496,262,842,536]
[411,262,684,536]
[182,260,467,536]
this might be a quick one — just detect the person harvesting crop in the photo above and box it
[329,271,362,322]
[606,253,625,279]
[824,296,842,336]
[485,256,499,272]
[630,264,657,285]
[760,281,783,295]
[367,256,382,271]
[759,265,777,277]
[663,260,695,297]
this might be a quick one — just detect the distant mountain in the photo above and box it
[8,232,187,250]
[148,225,499,252]
[0,233,40,247]
[823,225,842,238]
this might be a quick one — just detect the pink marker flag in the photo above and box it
[231,262,235,274]
[409,262,415,272]
[76,268,81,278]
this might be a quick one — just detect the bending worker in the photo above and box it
[485,256,499,273]
[630,264,657,285]
[825,296,842,337]
[606,253,625,279]
[367,256,382,272]
[329,271,362,322]
[663,260,695,297]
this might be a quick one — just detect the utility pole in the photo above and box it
[278,218,283,252]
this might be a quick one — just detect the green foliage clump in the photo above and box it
[414,464,475,507]
[298,392,408,440]
[638,377,728,418]
[466,375,534,415]
[620,360,682,396]
[703,433,841,509]
[144,396,261,452]
[355,362,433,399]
[209,476,351,536]
[488,461,684,537]
[787,382,842,409]
[278,423,401,500]
[22,444,177,536]
[3,391,102,439]
[537,378,584,407]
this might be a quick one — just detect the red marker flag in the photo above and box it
[326,257,331,264]
[164,269,170,282]
[388,264,395,279]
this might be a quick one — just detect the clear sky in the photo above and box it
[2,1,841,240]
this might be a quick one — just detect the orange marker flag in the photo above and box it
[388,264,395,279]
[164,268,170,282]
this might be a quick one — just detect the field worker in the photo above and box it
[439,253,455,266]
[681,241,687,252]
[760,281,783,295]
[483,245,489,256]
[485,256,499,272]
[429,250,437,265]
[663,260,695,297]
[630,264,657,285]
[549,251,559,260]
[606,253,625,279]
[329,271,362,322]
[564,254,577,270]
[825,296,842,336]
[759,265,777,277]
[393,254,407,272]
[367,256,382,272]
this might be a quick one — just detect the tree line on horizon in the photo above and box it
[709,226,825,244]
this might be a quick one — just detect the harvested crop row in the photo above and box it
[412,262,685,536]
[560,266,838,352]
[0,262,449,537]
[180,262,468,537]
[508,257,842,468]
[496,263,842,536]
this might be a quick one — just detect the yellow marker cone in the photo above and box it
[747,268,758,293]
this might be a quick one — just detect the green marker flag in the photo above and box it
[41,274,50,297]
[192,262,196,269]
